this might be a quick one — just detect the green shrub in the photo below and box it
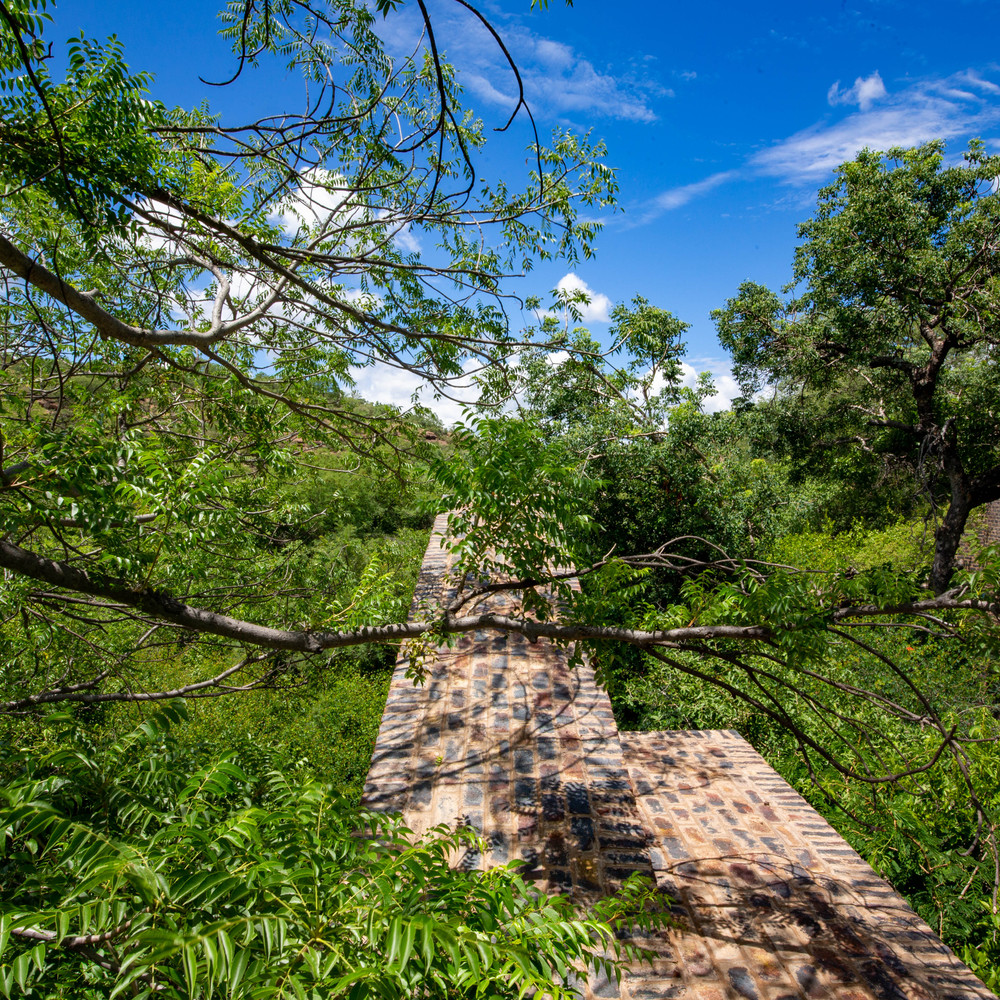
[764,518,932,573]
[0,707,660,999]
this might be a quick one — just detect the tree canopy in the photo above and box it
[3,1,1000,993]
[0,0,615,684]
[0,0,994,786]
[0,0,996,787]
[715,142,1000,592]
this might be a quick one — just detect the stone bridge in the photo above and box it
[363,515,995,1000]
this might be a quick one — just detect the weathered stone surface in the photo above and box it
[362,515,995,999]
[621,730,991,1000]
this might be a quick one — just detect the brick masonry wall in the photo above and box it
[362,515,995,1000]
[981,500,1000,548]
[961,499,1000,571]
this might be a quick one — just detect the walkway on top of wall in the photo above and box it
[362,514,995,1000]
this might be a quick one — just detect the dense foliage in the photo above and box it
[0,0,614,699]
[0,3,667,991]
[1,0,999,994]
[715,142,1000,592]
[485,155,1000,981]
[0,705,658,999]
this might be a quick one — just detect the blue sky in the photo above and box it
[57,0,1000,415]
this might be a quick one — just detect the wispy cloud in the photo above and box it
[954,70,1000,95]
[637,66,1000,222]
[754,70,1000,181]
[382,4,664,124]
[466,24,663,122]
[638,171,738,223]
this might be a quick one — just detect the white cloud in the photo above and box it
[342,287,384,313]
[637,170,739,223]
[678,361,741,413]
[534,38,574,71]
[827,71,887,111]
[267,169,423,259]
[643,359,741,415]
[955,70,1000,95]
[351,351,742,424]
[522,33,660,122]
[754,69,1000,182]
[227,269,265,303]
[704,373,742,414]
[266,169,382,244]
[555,273,613,323]
[349,359,480,427]
[393,224,421,255]
[136,197,189,253]
[635,67,1000,222]
[463,72,513,107]
[382,5,661,124]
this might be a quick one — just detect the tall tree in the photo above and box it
[715,141,1000,593]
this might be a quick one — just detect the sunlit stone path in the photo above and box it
[363,515,994,1000]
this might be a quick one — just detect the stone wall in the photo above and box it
[962,499,1000,571]
[362,515,995,1000]
[981,500,1000,548]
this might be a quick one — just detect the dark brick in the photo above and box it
[565,782,590,814]
[541,794,564,821]
[514,778,536,810]
[571,816,595,851]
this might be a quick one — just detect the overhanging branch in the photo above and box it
[2,536,997,662]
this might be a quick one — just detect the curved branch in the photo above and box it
[0,232,286,350]
[3,533,997,659]
[0,536,773,653]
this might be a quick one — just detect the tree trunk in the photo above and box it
[930,495,972,594]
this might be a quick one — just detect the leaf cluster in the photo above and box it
[1,705,659,998]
